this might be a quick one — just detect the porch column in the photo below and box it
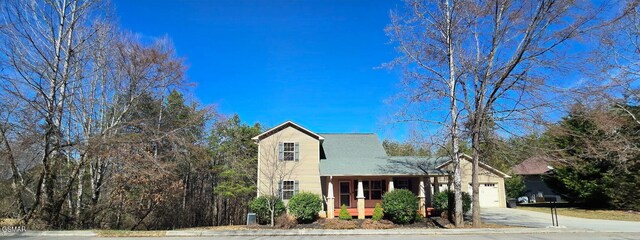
[425,176,433,207]
[418,177,426,217]
[387,177,394,192]
[356,179,365,219]
[327,176,335,219]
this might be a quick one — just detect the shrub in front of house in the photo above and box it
[372,203,384,221]
[433,190,471,215]
[433,190,449,212]
[287,192,323,223]
[414,211,424,222]
[338,204,352,220]
[382,189,418,224]
[250,195,286,225]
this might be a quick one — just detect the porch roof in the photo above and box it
[318,133,448,176]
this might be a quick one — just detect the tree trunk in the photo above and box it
[471,129,481,227]
[1,127,28,219]
[445,0,463,227]
[268,196,276,227]
[76,162,85,227]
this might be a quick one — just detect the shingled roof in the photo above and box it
[318,133,446,176]
[512,156,554,175]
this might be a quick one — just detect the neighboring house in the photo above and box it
[512,156,562,202]
[253,121,510,219]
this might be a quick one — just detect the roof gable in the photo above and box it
[512,156,553,175]
[436,154,511,178]
[252,121,324,141]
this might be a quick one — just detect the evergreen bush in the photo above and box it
[372,203,384,221]
[288,192,322,223]
[381,189,418,224]
[338,204,352,220]
[433,190,471,214]
[250,195,286,225]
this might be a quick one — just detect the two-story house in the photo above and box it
[253,121,509,219]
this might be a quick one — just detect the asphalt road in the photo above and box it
[4,233,640,240]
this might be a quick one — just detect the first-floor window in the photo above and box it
[354,180,385,200]
[396,179,410,190]
[282,180,295,200]
[370,180,383,200]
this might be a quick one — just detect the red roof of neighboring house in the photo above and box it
[512,156,553,175]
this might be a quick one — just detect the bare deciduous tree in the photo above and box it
[0,0,106,227]
[257,135,299,226]
[461,0,602,226]
[0,0,211,229]
[387,0,474,226]
[388,0,602,227]
[587,1,640,124]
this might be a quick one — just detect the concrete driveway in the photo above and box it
[481,207,640,232]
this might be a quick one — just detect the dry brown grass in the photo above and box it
[181,225,248,230]
[518,207,640,222]
[96,230,167,237]
[0,218,20,227]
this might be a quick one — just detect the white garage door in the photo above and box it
[479,183,500,208]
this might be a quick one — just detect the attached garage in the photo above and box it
[479,183,500,207]
[468,183,500,208]
[440,155,511,208]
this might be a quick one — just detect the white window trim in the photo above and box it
[281,180,295,200]
[282,141,295,161]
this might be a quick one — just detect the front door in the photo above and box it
[339,181,351,207]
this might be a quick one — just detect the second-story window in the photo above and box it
[283,142,295,161]
[278,142,299,161]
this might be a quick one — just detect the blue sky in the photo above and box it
[113,0,408,139]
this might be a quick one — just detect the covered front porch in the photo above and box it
[322,175,446,219]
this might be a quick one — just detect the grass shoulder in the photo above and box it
[0,218,20,227]
[96,230,167,237]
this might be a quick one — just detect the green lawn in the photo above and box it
[518,206,640,222]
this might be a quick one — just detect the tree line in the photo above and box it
[0,0,261,230]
